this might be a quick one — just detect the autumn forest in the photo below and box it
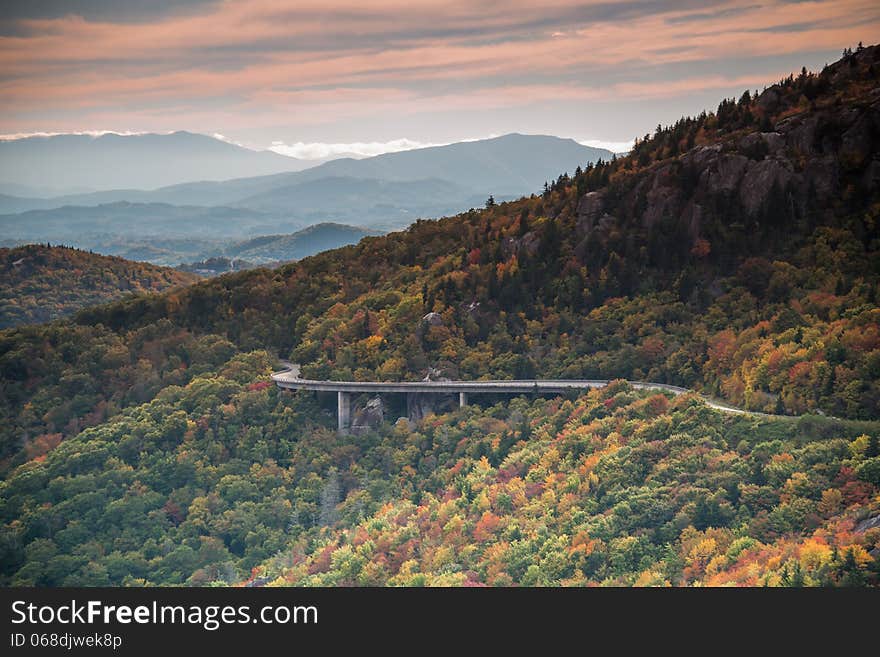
[1,45,879,588]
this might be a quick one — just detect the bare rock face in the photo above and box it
[571,52,879,278]
[784,115,820,156]
[679,200,704,238]
[804,155,839,201]
[840,115,874,169]
[739,158,794,216]
[642,166,682,227]
[519,231,540,256]
[351,396,384,434]
[406,392,432,421]
[688,143,722,168]
[501,231,540,259]
[700,153,749,194]
[738,131,786,158]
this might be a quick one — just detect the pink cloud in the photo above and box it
[0,0,877,136]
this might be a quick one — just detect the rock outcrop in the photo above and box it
[573,61,880,252]
[351,396,385,434]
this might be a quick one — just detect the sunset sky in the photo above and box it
[2,0,878,157]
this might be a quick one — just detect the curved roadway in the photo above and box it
[272,362,774,418]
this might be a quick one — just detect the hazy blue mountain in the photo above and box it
[283,133,611,193]
[0,194,51,214]
[0,131,311,193]
[0,133,613,253]
[0,170,307,212]
[0,182,96,198]
[231,176,488,225]
[224,223,380,263]
[5,133,611,211]
[0,204,377,266]
[0,201,282,240]
[178,223,380,274]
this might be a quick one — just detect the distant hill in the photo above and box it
[0,131,311,193]
[0,207,379,267]
[0,244,198,327]
[0,201,278,240]
[225,223,380,263]
[177,223,379,274]
[230,176,488,225]
[0,194,48,215]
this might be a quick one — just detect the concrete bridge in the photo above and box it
[271,363,758,433]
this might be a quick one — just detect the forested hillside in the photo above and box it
[1,46,879,586]
[2,354,877,586]
[0,245,198,328]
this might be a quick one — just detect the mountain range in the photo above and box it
[0,131,311,194]
[0,134,612,261]
[0,133,610,212]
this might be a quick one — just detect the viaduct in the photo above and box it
[271,364,756,433]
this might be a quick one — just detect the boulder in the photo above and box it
[756,86,781,113]
[785,114,819,156]
[422,312,444,327]
[854,515,880,534]
[576,191,605,232]
[422,365,453,382]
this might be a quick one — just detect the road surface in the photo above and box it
[272,361,779,419]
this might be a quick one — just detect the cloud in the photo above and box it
[579,139,635,153]
[211,132,248,148]
[0,129,151,140]
[0,0,877,145]
[268,138,448,160]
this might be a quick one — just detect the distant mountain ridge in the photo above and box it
[0,131,311,193]
[0,133,612,214]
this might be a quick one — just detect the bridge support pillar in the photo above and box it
[337,391,351,434]
[459,392,468,408]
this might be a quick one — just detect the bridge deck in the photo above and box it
[272,370,690,395]
[271,364,797,434]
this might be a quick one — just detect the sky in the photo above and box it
[1,0,878,158]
